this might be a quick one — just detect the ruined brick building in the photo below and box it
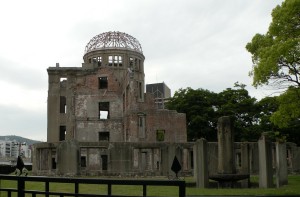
[32,31,300,177]
[32,31,189,176]
[46,31,186,144]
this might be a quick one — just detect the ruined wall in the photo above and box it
[32,141,300,176]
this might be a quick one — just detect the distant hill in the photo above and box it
[0,135,42,145]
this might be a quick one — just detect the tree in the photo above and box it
[166,84,260,142]
[166,88,218,141]
[246,0,300,89]
[271,87,300,128]
[246,0,300,131]
[216,83,258,141]
[256,96,279,131]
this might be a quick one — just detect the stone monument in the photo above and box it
[209,116,249,188]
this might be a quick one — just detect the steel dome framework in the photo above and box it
[84,31,143,54]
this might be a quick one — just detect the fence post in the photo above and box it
[45,181,49,197]
[143,184,147,197]
[179,181,185,197]
[108,183,111,197]
[17,177,25,197]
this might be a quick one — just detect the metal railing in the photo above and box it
[0,175,185,197]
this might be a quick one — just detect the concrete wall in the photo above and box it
[32,141,300,176]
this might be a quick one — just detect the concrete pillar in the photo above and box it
[240,143,250,188]
[276,142,288,187]
[258,135,273,188]
[57,140,80,176]
[193,139,209,188]
[217,116,235,174]
[182,148,189,171]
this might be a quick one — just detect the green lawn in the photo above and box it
[0,175,299,196]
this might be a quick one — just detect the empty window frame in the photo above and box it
[59,126,66,141]
[60,77,67,82]
[81,156,87,167]
[156,130,165,141]
[108,55,122,66]
[114,56,118,66]
[101,155,108,170]
[60,96,66,113]
[99,77,108,89]
[138,116,145,138]
[108,56,113,66]
[129,57,134,68]
[52,157,56,169]
[138,82,143,100]
[115,56,122,66]
[97,56,102,66]
[99,102,110,119]
[99,132,110,141]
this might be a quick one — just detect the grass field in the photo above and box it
[0,175,300,196]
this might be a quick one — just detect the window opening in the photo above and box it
[97,56,102,66]
[99,77,108,89]
[88,58,92,63]
[138,116,145,138]
[119,56,122,66]
[99,102,109,119]
[114,56,118,66]
[156,130,165,141]
[52,157,56,169]
[81,156,87,167]
[60,77,67,82]
[139,82,143,100]
[92,57,97,64]
[101,155,108,170]
[60,96,66,113]
[129,57,134,67]
[99,132,110,141]
[59,126,66,141]
[108,56,113,66]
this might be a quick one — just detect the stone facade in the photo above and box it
[33,31,187,176]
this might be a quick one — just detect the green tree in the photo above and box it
[166,88,218,141]
[246,0,300,88]
[246,0,300,131]
[166,84,260,142]
[256,96,279,131]
[271,87,300,128]
[216,83,258,141]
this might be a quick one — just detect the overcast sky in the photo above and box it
[0,0,284,141]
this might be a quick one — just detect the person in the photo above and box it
[15,155,28,176]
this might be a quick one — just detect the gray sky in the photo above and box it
[0,0,284,141]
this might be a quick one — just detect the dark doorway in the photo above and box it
[101,155,108,170]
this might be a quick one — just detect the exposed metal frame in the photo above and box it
[84,31,143,54]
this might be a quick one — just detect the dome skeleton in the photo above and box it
[84,31,143,54]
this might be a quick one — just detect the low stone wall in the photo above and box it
[31,140,300,176]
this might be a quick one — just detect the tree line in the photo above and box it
[166,83,299,145]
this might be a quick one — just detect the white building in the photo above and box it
[0,140,31,158]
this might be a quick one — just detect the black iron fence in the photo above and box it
[0,175,185,197]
